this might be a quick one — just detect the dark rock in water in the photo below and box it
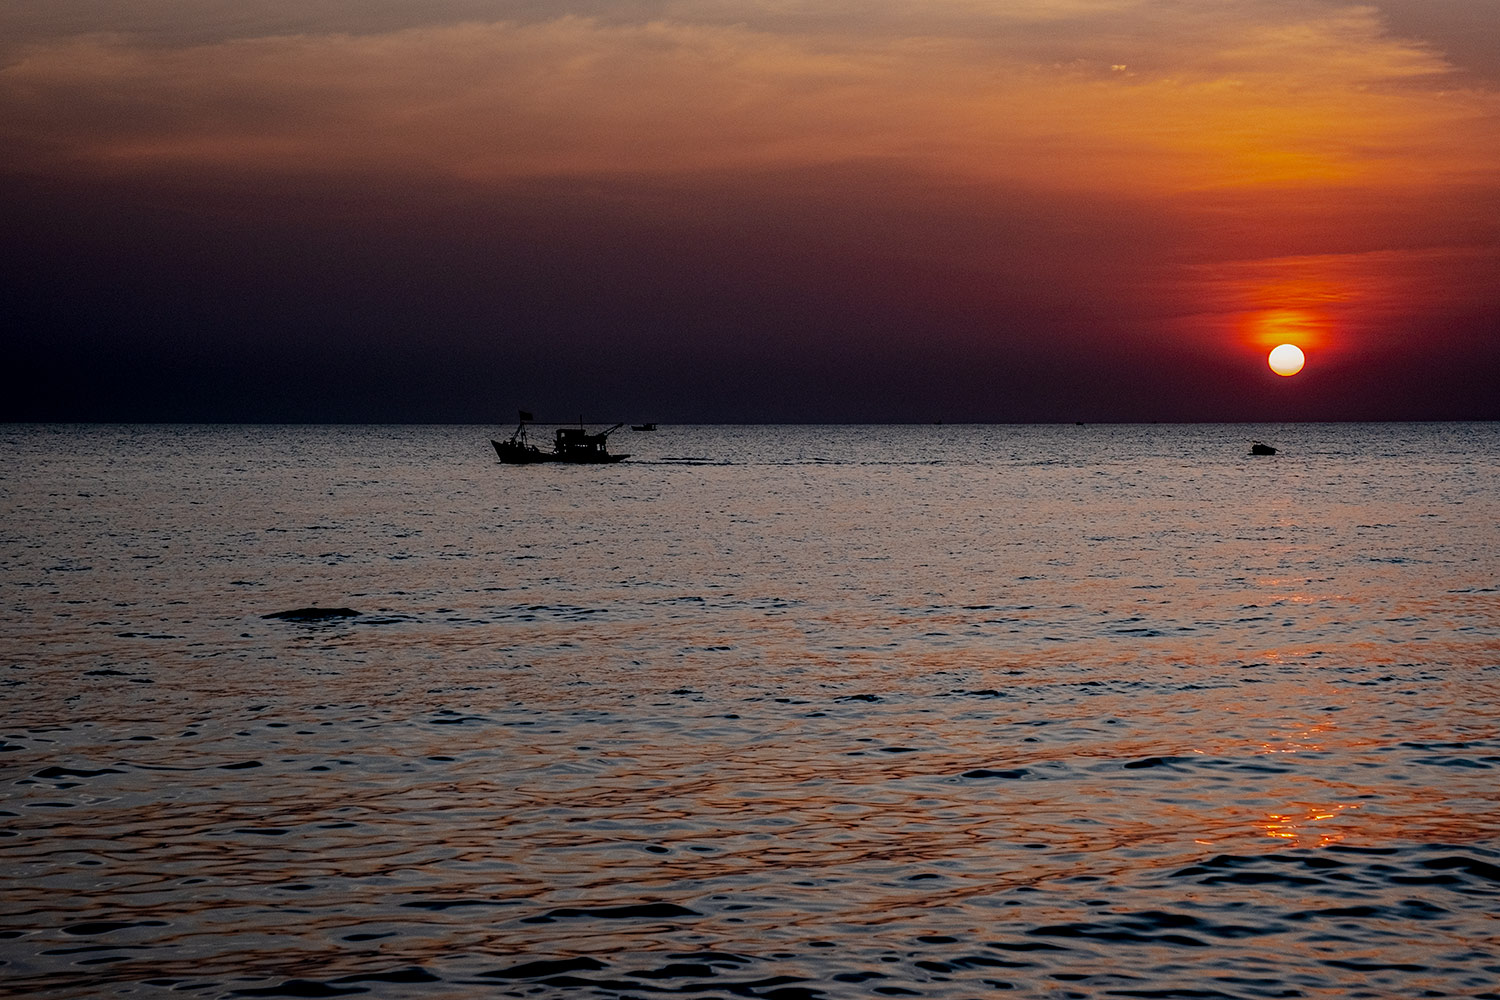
[1249,442,1277,455]
[522,902,700,923]
[262,607,361,622]
[1123,756,1169,769]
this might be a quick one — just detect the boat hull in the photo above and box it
[555,452,629,463]
[492,439,550,463]
[492,439,629,464]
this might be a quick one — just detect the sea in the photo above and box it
[2,422,1498,1000]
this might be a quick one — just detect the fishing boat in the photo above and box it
[492,413,629,464]
[632,423,657,431]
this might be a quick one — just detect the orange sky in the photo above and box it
[3,0,1497,420]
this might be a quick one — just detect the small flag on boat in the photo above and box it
[518,410,533,421]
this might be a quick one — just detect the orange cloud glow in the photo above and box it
[3,3,1495,202]
[1176,244,1500,363]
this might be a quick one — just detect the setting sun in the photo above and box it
[1268,343,1305,376]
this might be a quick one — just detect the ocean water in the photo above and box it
[2,422,1498,1000]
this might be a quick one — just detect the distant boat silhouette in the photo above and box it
[492,413,629,464]
[1250,441,1277,455]
[632,423,657,431]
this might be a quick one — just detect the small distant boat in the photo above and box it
[632,423,657,432]
[492,413,629,464]
[1250,442,1277,456]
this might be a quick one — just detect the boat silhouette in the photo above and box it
[493,413,629,464]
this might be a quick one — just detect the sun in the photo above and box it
[1268,343,1305,376]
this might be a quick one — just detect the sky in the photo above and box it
[2,0,1497,423]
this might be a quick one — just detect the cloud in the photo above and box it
[3,1,1494,199]
[1372,0,1500,83]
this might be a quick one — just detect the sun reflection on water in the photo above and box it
[1260,803,1358,846]
[3,424,1499,997]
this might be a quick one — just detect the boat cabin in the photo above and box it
[555,426,614,459]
